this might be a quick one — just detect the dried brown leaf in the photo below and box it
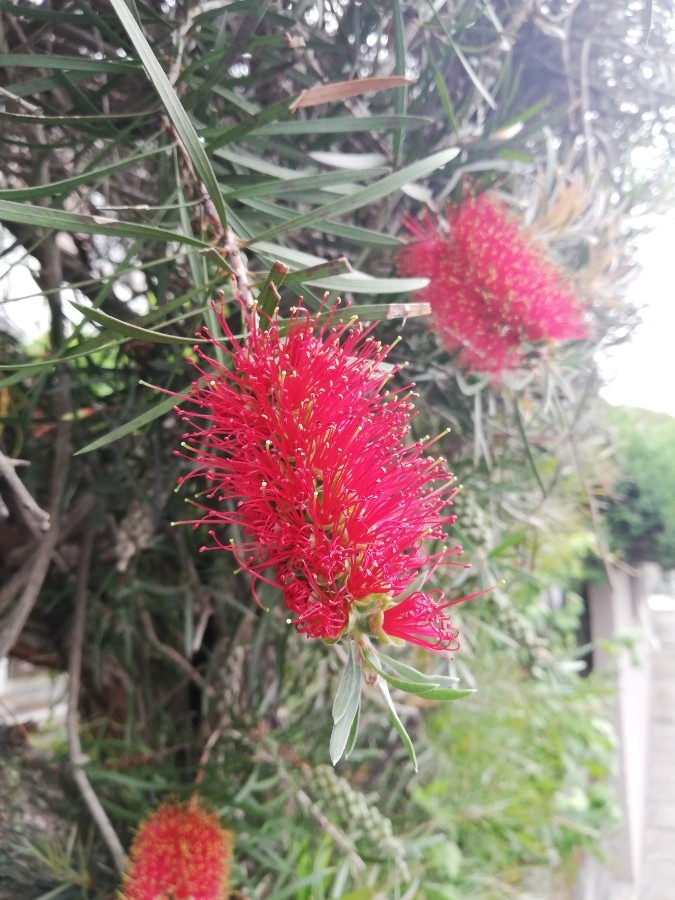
[289,76,413,111]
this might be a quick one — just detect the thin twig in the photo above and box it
[0,494,96,616]
[168,0,226,85]
[67,526,129,874]
[0,401,71,658]
[140,607,209,693]
[223,225,254,308]
[0,449,50,534]
[0,85,42,113]
[0,163,72,654]
[0,561,35,618]
[194,722,227,788]
[166,1,254,311]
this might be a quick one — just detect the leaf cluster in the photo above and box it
[602,403,675,569]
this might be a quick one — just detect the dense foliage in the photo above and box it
[604,404,675,570]
[0,0,672,897]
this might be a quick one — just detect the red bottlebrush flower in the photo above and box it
[373,583,495,652]
[177,300,465,642]
[120,799,232,900]
[376,592,460,652]
[397,194,587,374]
[380,592,460,650]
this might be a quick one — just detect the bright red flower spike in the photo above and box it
[397,194,586,374]
[177,300,468,647]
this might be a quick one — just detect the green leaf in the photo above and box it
[376,653,459,685]
[0,109,159,130]
[252,242,427,293]
[213,145,306,180]
[0,198,208,247]
[222,166,389,202]
[2,70,94,99]
[74,393,181,456]
[513,398,546,498]
[330,642,362,766]
[409,685,475,702]
[252,114,433,136]
[487,529,527,559]
[344,700,361,760]
[310,303,431,325]
[308,274,428,294]
[377,677,417,772]
[308,151,389,169]
[243,210,403,247]
[256,261,289,324]
[332,641,360,722]
[361,647,473,702]
[425,6,496,109]
[0,52,137,74]
[245,147,461,245]
[281,258,352,285]
[643,0,654,46]
[205,96,296,150]
[431,57,459,131]
[0,148,163,201]
[108,0,229,229]
[221,0,273,72]
[330,691,361,767]
[69,301,198,345]
[390,0,408,165]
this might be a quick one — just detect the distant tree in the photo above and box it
[604,405,675,569]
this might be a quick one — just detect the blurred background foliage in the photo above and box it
[603,404,675,571]
[0,0,673,897]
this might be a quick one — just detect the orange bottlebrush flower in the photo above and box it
[120,799,233,900]
[397,194,587,375]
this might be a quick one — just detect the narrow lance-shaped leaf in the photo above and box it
[0,148,163,201]
[330,642,362,766]
[107,0,229,229]
[256,262,289,326]
[69,301,198,345]
[282,258,352,285]
[75,393,181,456]
[375,653,459,685]
[361,645,473,702]
[245,147,461,245]
[0,199,209,247]
[377,677,417,772]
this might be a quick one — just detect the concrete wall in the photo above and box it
[638,610,675,900]
[587,565,654,895]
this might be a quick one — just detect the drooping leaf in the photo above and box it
[376,677,417,772]
[330,642,362,766]
[0,198,208,247]
[68,301,198,345]
[75,393,181,456]
[362,646,474,702]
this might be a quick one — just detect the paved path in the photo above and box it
[640,610,675,900]
[0,667,67,727]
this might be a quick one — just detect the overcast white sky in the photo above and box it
[0,227,47,341]
[600,216,675,418]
